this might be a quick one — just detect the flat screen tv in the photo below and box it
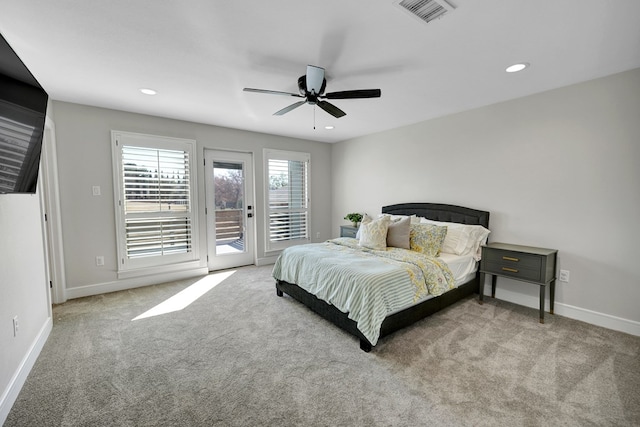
[0,32,48,194]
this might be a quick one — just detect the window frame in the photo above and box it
[111,131,199,278]
[263,148,310,253]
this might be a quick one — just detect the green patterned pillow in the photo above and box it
[359,215,390,250]
[410,223,448,256]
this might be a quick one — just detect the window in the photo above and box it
[112,131,198,275]
[264,149,310,252]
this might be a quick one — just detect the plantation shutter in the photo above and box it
[112,131,198,274]
[122,145,192,258]
[0,102,43,193]
[0,115,34,192]
[265,149,310,251]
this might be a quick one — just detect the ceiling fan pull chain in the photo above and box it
[313,105,316,130]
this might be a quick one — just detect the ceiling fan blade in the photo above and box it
[325,89,381,99]
[306,65,325,95]
[317,100,346,118]
[244,88,303,97]
[273,100,307,116]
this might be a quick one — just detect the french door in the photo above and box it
[204,150,255,270]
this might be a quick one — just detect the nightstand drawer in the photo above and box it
[483,249,542,270]
[482,248,544,282]
[340,225,358,238]
[483,260,542,282]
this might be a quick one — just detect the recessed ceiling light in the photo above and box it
[325,125,334,130]
[140,88,157,95]
[505,63,529,73]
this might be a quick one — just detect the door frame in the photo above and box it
[204,149,255,271]
[40,116,67,304]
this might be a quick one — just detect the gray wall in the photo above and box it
[332,68,640,331]
[51,101,332,297]
[2,68,639,422]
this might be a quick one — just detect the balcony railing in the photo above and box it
[215,209,243,243]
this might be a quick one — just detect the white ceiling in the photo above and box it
[1,0,639,143]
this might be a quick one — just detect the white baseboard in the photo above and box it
[256,256,278,266]
[482,286,640,337]
[0,316,53,425]
[66,267,209,300]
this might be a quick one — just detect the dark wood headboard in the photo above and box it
[381,203,490,229]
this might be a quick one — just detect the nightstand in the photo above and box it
[340,225,358,238]
[479,242,558,323]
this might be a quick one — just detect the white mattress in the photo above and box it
[438,252,478,287]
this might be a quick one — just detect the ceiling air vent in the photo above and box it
[394,0,456,24]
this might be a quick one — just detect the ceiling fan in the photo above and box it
[243,65,381,118]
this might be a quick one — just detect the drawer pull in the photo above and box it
[502,267,519,273]
[502,256,519,262]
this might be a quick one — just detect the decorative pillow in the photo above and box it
[386,215,411,249]
[420,218,490,260]
[421,219,468,254]
[409,223,448,256]
[380,214,420,224]
[355,213,372,240]
[357,214,421,240]
[359,215,390,250]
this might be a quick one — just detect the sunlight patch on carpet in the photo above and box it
[132,270,236,321]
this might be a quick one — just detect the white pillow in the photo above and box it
[420,218,490,260]
[378,213,420,224]
[465,226,490,260]
[359,215,390,250]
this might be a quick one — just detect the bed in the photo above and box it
[274,203,490,352]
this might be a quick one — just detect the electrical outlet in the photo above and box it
[316,232,321,239]
[559,269,570,283]
[96,256,105,266]
[92,185,101,196]
[13,316,18,337]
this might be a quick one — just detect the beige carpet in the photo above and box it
[6,265,640,426]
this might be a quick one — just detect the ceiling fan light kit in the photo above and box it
[243,65,381,119]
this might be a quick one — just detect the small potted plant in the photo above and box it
[344,212,363,228]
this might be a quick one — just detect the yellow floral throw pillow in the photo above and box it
[359,215,391,250]
[410,223,448,256]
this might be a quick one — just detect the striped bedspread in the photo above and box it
[272,237,455,345]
